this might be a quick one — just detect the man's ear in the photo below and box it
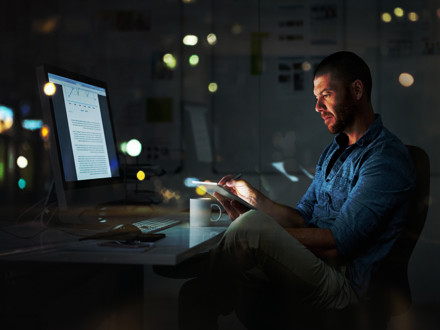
[351,79,363,100]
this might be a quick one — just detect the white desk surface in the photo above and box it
[0,219,230,266]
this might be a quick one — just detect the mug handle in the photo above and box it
[210,204,222,222]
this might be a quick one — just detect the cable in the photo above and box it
[14,180,55,225]
[1,181,58,239]
[0,204,56,240]
[14,197,46,225]
[0,224,48,240]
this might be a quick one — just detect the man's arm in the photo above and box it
[217,175,307,227]
[259,199,340,259]
[255,193,307,227]
[286,227,339,259]
[216,191,339,259]
[263,200,340,259]
[216,176,340,260]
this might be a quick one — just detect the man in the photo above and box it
[159,51,416,328]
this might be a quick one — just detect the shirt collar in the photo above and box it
[335,114,383,148]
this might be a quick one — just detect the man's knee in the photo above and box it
[225,210,276,239]
[220,210,278,255]
[226,210,273,235]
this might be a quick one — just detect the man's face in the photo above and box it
[313,73,357,134]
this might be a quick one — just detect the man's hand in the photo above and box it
[213,175,259,220]
[215,175,307,229]
[219,176,258,206]
[214,192,249,221]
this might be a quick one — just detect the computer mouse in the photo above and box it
[112,224,141,233]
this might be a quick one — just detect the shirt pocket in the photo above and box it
[326,175,352,213]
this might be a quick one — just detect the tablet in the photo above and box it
[192,181,256,210]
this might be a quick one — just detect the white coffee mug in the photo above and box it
[190,198,222,227]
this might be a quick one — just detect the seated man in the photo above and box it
[161,51,416,329]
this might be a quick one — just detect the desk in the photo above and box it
[0,216,229,329]
[0,221,228,265]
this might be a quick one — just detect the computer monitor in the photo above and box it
[36,65,125,216]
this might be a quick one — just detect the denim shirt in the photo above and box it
[296,115,415,298]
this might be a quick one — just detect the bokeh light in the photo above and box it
[44,82,56,96]
[0,162,4,182]
[126,139,142,157]
[394,7,404,17]
[408,12,419,22]
[163,53,177,69]
[184,177,200,187]
[208,82,218,93]
[0,105,14,133]
[18,178,27,190]
[22,119,43,131]
[159,188,182,202]
[183,35,198,46]
[189,54,200,66]
[136,170,146,181]
[381,12,392,23]
[207,33,217,45]
[17,156,28,169]
[301,61,312,71]
[399,73,415,87]
[196,185,207,196]
[40,124,50,140]
[120,141,128,154]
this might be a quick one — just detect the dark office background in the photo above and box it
[1,0,439,329]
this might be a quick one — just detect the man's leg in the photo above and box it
[178,210,357,329]
[209,210,357,310]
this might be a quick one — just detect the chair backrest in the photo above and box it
[373,145,430,315]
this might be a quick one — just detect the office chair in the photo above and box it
[234,145,430,330]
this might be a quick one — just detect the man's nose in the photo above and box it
[315,98,324,112]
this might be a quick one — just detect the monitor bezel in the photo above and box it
[37,64,125,211]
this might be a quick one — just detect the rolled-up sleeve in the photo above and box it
[296,179,318,224]
[330,146,415,259]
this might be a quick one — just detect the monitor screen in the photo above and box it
[37,65,125,213]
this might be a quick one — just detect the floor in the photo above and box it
[143,266,440,330]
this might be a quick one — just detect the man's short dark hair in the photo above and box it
[314,51,372,100]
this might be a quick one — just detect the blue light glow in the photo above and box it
[18,178,27,190]
[0,105,13,118]
[0,105,14,133]
[272,162,299,182]
[22,119,43,131]
[184,177,200,187]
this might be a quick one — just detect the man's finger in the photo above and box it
[231,200,249,214]
[214,192,239,220]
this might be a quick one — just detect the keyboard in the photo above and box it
[80,215,185,241]
[131,216,182,234]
